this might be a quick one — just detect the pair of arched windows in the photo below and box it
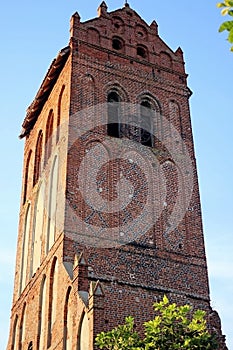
[34,109,54,184]
[107,91,153,147]
[23,85,65,204]
[20,153,59,294]
[112,37,148,60]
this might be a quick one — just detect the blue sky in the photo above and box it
[0,0,232,349]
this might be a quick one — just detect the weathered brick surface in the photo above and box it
[7,3,227,350]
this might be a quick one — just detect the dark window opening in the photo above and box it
[112,38,123,51]
[140,101,153,147]
[137,46,147,59]
[27,341,33,350]
[107,91,120,138]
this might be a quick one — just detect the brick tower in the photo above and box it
[7,2,227,349]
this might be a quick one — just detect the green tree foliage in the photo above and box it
[217,0,233,51]
[95,295,218,350]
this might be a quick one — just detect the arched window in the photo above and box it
[47,156,59,253]
[78,312,89,350]
[18,303,26,350]
[19,204,31,294]
[23,150,32,204]
[112,37,124,51]
[45,110,54,164]
[33,131,43,186]
[63,287,72,350]
[107,91,120,138]
[137,45,148,59]
[57,85,65,143]
[31,181,45,276]
[38,276,47,350]
[140,100,153,147]
[47,257,58,347]
[87,28,100,45]
[11,315,18,350]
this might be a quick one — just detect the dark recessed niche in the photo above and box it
[137,46,147,59]
[179,243,183,250]
[137,31,143,37]
[112,38,123,50]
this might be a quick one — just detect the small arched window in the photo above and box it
[57,85,65,143]
[45,110,54,164]
[38,276,47,350]
[137,45,147,59]
[12,315,19,350]
[31,181,45,276]
[47,156,59,253]
[19,203,31,294]
[63,286,72,350]
[23,150,32,204]
[140,100,153,147]
[18,303,26,350]
[47,257,58,347]
[112,37,124,51]
[33,131,43,186]
[107,91,120,138]
[78,312,90,350]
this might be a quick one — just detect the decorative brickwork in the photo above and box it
[7,3,227,350]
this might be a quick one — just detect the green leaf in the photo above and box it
[221,7,230,15]
[219,20,233,32]
[217,2,227,7]
[228,27,233,41]
[162,294,169,304]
